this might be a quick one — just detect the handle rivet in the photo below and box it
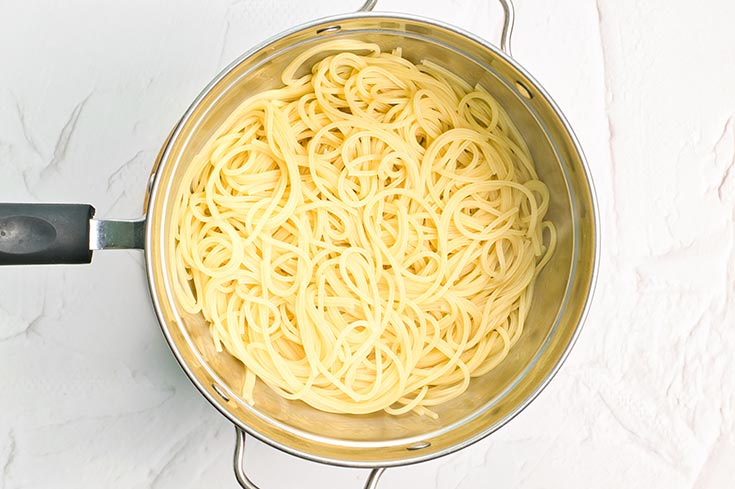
[316,25,342,35]
[515,81,532,99]
[407,441,431,451]
[212,383,230,402]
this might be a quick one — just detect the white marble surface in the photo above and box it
[1,0,733,487]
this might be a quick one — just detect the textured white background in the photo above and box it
[1,0,733,488]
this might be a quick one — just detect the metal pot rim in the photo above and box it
[144,10,600,469]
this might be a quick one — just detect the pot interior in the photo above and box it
[146,13,597,466]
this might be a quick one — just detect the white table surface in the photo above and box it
[1,1,733,488]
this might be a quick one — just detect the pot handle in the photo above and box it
[0,203,145,265]
[234,428,386,489]
[358,0,515,56]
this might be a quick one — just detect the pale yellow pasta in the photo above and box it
[172,40,555,417]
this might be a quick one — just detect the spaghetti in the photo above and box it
[173,40,555,417]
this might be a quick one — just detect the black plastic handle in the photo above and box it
[0,204,95,265]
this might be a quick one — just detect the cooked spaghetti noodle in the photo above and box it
[173,40,555,417]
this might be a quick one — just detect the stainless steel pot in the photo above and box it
[0,1,598,487]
